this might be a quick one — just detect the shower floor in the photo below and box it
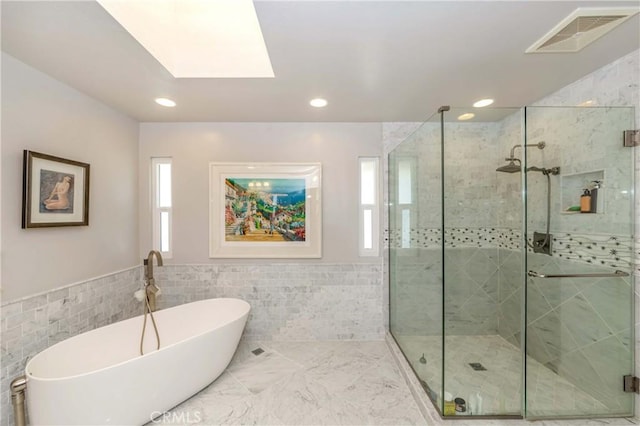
[395,334,609,417]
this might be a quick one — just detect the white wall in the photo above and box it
[138,122,382,264]
[1,53,140,302]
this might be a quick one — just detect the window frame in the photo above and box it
[359,156,380,257]
[151,157,173,259]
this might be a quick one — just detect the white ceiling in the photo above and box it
[2,1,639,122]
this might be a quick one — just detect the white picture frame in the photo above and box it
[209,162,322,258]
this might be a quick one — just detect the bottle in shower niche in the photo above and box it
[580,189,591,213]
[589,180,601,213]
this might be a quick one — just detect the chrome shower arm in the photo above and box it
[508,144,522,159]
[508,141,546,160]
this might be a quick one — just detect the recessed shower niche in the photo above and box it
[561,170,605,214]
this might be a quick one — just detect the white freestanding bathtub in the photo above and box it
[25,298,250,425]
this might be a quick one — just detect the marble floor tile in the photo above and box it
[337,356,426,425]
[392,334,637,425]
[227,339,268,369]
[158,339,637,426]
[394,334,615,417]
[260,340,341,367]
[303,345,388,393]
[256,370,335,424]
[160,340,427,426]
[228,350,303,394]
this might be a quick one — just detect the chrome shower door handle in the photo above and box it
[527,270,629,278]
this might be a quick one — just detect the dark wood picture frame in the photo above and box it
[22,150,90,228]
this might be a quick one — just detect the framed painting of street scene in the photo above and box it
[210,163,322,258]
[22,150,90,228]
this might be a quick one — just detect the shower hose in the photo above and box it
[139,291,161,355]
[527,171,551,250]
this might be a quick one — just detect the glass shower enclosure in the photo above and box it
[389,105,635,419]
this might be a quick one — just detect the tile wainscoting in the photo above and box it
[0,262,384,425]
[153,262,385,341]
[0,266,141,426]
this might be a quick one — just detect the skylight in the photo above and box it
[97,0,274,78]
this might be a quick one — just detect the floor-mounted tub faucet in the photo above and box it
[144,250,163,312]
[140,250,163,355]
[10,375,27,426]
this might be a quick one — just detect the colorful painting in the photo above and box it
[224,178,306,242]
[210,163,322,258]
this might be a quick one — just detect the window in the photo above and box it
[152,158,172,258]
[397,159,414,249]
[359,157,380,256]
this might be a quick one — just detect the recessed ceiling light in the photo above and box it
[155,98,176,107]
[473,98,494,108]
[310,98,328,108]
[458,113,475,121]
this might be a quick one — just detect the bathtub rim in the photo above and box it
[25,297,250,382]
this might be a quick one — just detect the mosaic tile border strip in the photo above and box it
[536,232,633,270]
[387,227,633,269]
[387,227,520,249]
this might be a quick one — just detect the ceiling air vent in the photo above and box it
[526,7,639,53]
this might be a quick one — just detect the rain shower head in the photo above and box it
[497,141,546,174]
[496,159,522,173]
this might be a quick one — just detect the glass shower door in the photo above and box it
[389,114,444,412]
[441,107,524,418]
[524,106,635,418]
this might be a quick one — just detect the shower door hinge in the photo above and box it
[623,375,639,393]
[623,130,639,147]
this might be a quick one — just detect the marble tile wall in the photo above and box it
[543,232,633,270]
[534,49,639,125]
[384,120,436,330]
[387,120,503,231]
[390,246,500,337]
[442,122,502,230]
[498,251,633,415]
[153,263,385,341]
[389,248,442,336]
[504,106,635,237]
[0,267,141,426]
[502,49,640,415]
